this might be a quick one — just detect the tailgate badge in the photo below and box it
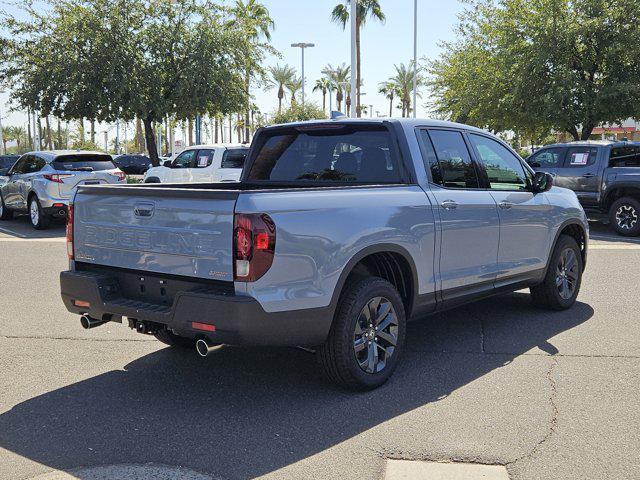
[134,202,155,218]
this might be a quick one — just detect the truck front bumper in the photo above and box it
[60,270,331,347]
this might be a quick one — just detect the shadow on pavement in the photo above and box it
[0,293,593,479]
[0,215,66,239]
[588,220,640,245]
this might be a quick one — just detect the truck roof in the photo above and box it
[265,117,490,135]
[540,140,640,149]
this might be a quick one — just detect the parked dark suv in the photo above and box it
[527,141,640,236]
[113,154,152,175]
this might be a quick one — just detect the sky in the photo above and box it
[0,0,466,142]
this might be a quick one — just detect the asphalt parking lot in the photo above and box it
[0,215,638,480]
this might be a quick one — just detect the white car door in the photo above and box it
[167,149,196,183]
[218,147,248,182]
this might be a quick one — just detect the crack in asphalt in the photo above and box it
[507,356,559,469]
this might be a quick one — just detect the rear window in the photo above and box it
[246,125,403,184]
[52,154,116,171]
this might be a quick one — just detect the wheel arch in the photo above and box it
[330,244,419,319]
[603,184,640,211]
[546,220,588,275]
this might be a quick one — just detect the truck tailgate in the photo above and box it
[72,185,238,281]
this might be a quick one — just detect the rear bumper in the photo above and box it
[60,270,331,346]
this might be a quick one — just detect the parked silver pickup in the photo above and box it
[60,119,588,390]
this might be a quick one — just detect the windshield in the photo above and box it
[246,125,403,184]
[52,154,116,171]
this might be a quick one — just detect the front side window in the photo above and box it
[527,147,564,168]
[172,150,196,169]
[221,148,249,169]
[246,125,402,184]
[609,146,640,167]
[469,134,528,191]
[10,156,29,174]
[425,129,479,189]
[563,147,598,168]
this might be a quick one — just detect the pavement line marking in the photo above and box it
[588,244,640,249]
[0,226,28,237]
[0,237,66,242]
[384,460,509,480]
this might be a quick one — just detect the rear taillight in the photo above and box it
[43,174,73,183]
[66,204,74,260]
[113,171,126,182]
[233,213,276,282]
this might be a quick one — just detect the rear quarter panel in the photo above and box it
[235,186,436,313]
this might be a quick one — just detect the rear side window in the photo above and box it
[609,146,640,167]
[221,149,248,169]
[527,147,564,168]
[422,129,479,188]
[195,149,215,168]
[52,154,115,171]
[563,147,598,168]
[246,125,402,184]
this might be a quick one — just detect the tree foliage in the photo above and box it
[0,0,255,164]
[271,103,325,125]
[428,0,640,141]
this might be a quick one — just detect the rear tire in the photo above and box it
[144,177,160,184]
[317,277,406,391]
[154,329,196,349]
[530,235,583,310]
[609,197,640,237]
[0,194,13,220]
[29,196,50,230]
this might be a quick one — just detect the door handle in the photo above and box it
[441,200,458,210]
[499,201,514,209]
[581,173,596,178]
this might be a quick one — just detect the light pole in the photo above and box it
[412,0,418,118]
[291,42,315,107]
[349,0,357,118]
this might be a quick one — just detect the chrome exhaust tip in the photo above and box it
[195,338,219,357]
[80,314,107,329]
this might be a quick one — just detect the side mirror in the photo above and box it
[532,171,553,193]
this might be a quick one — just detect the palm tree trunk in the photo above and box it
[188,118,193,146]
[356,21,362,118]
[56,118,62,148]
[244,69,250,143]
[237,113,242,143]
[228,116,232,142]
[135,118,143,152]
[214,115,219,143]
[90,119,96,144]
[389,94,393,117]
[45,116,52,149]
[322,92,326,113]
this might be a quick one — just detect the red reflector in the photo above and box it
[255,232,270,250]
[74,300,90,308]
[53,203,64,208]
[192,322,216,332]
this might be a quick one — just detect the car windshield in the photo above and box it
[52,154,116,171]
[246,124,402,184]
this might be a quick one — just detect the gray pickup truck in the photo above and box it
[60,119,588,390]
[527,141,640,236]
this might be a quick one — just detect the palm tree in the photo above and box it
[378,80,399,118]
[313,78,332,114]
[265,64,296,113]
[390,62,423,117]
[229,0,274,142]
[287,76,303,106]
[331,0,385,117]
[10,126,26,150]
[1,126,12,152]
[322,63,350,112]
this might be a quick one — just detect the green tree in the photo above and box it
[265,64,296,113]
[428,0,640,140]
[1,0,252,165]
[271,103,325,124]
[322,63,350,112]
[331,0,384,117]
[228,0,275,142]
[390,62,422,117]
[313,78,331,114]
[287,76,303,107]
[378,80,399,118]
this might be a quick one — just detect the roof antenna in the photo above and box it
[330,111,347,120]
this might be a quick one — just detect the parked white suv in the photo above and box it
[144,144,248,184]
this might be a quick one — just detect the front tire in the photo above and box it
[317,277,406,391]
[530,234,583,310]
[0,194,13,220]
[29,196,50,230]
[144,177,161,184]
[609,197,640,236]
